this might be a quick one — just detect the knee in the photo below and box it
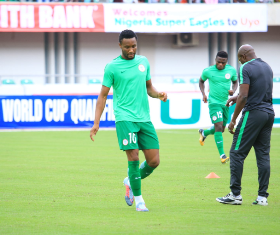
[148,155,160,168]
[214,123,223,132]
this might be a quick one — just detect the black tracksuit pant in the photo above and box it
[229,109,274,197]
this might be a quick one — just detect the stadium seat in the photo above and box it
[88,78,101,84]
[190,78,199,84]
[2,79,15,85]
[273,77,280,82]
[173,78,186,84]
[20,79,34,85]
[189,78,200,91]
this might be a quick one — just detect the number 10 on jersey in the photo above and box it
[129,133,137,144]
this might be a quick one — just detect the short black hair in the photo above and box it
[216,51,228,59]
[119,30,138,44]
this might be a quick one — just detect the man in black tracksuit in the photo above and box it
[216,44,274,206]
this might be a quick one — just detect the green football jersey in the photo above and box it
[102,55,151,123]
[201,64,237,105]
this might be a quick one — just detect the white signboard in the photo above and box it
[104,4,267,33]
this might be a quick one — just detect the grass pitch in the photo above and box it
[1,128,280,234]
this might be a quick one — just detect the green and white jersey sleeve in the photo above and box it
[201,64,237,105]
[102,55,151,123]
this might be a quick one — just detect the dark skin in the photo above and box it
[90,37,167,168]
[227,44,257,134]
[199,56,238,132]
[119,37,137,60]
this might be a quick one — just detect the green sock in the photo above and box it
[128,161,141,196]
[214,132,225,156]
[204,126,215,136]
[140,161,155,180]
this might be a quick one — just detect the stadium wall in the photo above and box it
[0,26,279,85]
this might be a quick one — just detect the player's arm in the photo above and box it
[90,85,110,141]
[146,79,167,102]
[199,77,207,103]
[229,80,238,96]
[228,66,251,134]
[228,83,249,134]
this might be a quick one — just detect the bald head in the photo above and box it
[238,44,257,64]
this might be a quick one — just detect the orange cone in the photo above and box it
[205,172,220,178]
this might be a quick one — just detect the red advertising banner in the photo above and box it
[0,3,105,32]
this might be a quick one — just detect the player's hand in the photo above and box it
[228,90,234,96]
[226,96,238,107]
[90,124,99,142]
[202,94,207,103]
[158,92,167,102]
[228,120,236,134]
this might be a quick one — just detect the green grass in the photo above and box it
[1,128,280,234]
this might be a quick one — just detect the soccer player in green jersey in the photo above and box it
[90,30,167,212]
[198,51,238,164]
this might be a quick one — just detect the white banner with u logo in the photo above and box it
[149,93,280,129]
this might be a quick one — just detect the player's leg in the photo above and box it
[216,111,255,205]
[229,111,261,197]
[141,149,159,180]
[208,104,227,162]
[199,102,224,146]
[203,126,215,136]
[218,105,229,163]
[252,112,274,206]
[213,121,228,163]
[199,126,214,146]
[129,121,159,211]
[116,121,144,210]
[138,121,160,180]
[125,149,148,212]
[125,149,148,211]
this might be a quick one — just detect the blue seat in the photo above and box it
[21,79,33,85]
[190,78,199,84]
[2,79,15,85]
[173,78,186,84]
[273,77,280,82]
[88,78,101,84]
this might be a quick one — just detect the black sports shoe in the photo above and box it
[199,129,206,146]
[216,192,242,205]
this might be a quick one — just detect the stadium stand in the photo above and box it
[2,79,15,85]
[20,79,34,85]
[273,77,280,82]
[173,78,186,84]
[190,78,199,84]
[88,78,102,84]
[190,78,200,90]
[0,0,275,2]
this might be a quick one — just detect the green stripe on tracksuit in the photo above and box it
[234,111,250,150]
